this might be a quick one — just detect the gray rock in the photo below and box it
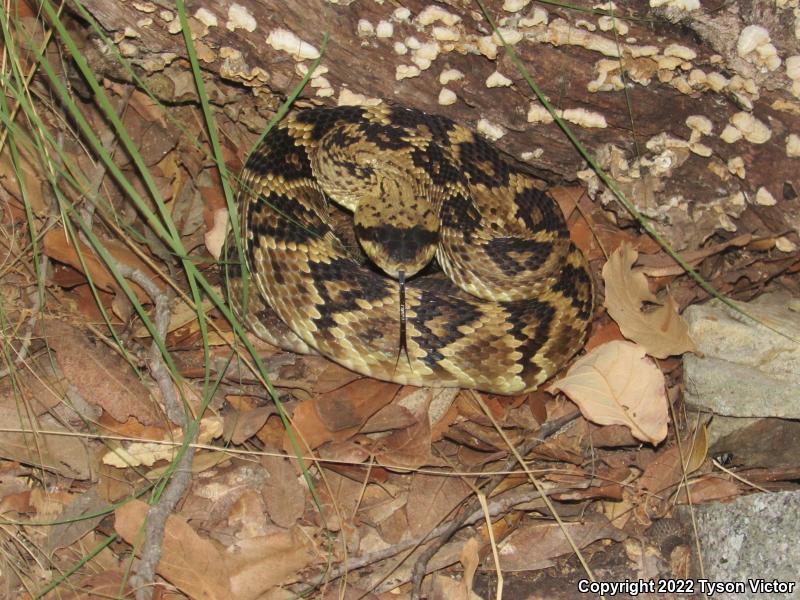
[679,491,800,599]
[683,291,800,419]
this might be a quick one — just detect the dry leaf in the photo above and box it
[636,233,752,277]
[317,468,365,531]
[374,397,436,469]
[42,229,164,302]
[674,476,740,504]
[0,143,45,212]
[548,341,668,444]
[313,379,399,432]
[310,359,364,394]
[0,405,92,479]
[45,489,109,554]
[133,295,216,339]
[224,406,275,445]
[602,242,695,359]
[261,453,305,528]
[635,429,709,520]
[430,573,482,600]
[406,473,471,538]
[226,531,315,599]
[204,208,228,260]
[42,320,160,425]
[54,569,133,600]
[115,499,232,599]
[495,513,626,571]
[583,316,626,352]
[684,424,709,474]
[286,399,361,454]
[103,416,223,467]
[459,536,481,596]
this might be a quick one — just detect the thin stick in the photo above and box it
[477,491,503,600]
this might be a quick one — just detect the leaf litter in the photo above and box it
[1,8,799,598]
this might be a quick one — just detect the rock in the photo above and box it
[678,491,800,598]
[683,291,800,420]
[710,418,800,469]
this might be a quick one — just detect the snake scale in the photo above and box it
[229,103,593,394]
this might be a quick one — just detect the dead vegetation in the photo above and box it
[1,0,799,599]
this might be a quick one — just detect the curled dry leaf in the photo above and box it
[102,416,223,467]
[204,208,228,260]
[602,242,695,359]
[548,341,668,444]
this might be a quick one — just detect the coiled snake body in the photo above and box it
[230,103,593,394]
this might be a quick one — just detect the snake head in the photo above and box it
[353,176,439,280]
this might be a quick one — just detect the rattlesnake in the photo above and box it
[228,103,593,394]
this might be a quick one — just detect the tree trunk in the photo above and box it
[73,0,799,253]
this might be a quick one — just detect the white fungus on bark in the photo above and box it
[787,133,800,157]
[194,8,217,27]
[405,36,422,50]
[477,36,498,59]
[786,56,800,97]
[727,156,746,179]
[392,7,411,21]
[438,88,457,105]
[720,125,743,144]
[417,5,460,26]
[477,119,506,141]
[737,25,769,55]
[439,68,464,84]
[649,0,699,9]
[663,43,696,61]
[526,104,606,128]
[492,27,523,45]
[267,29,320,60]
[519,7,548,27]
[432,26,460,41]
[730,112,772,143]
[502,0,531,12]
[376,21,394,38]
[561,108,607,128]
[754,187,777,206]
[597,16,628,35]
[776,237,797,252]
[737,25,781,71]
[395,64,421,80]
[686,115,713,136]
[721,112,772,144]
[545,18,621,57]
[527,104,554,124]
[486,71,513,87]
[337,89,381,106]
[357,19,375,37]
[226,4,256,32]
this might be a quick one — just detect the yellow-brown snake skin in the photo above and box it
[229,103,593,394]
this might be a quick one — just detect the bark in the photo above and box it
[72,0,800,252]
